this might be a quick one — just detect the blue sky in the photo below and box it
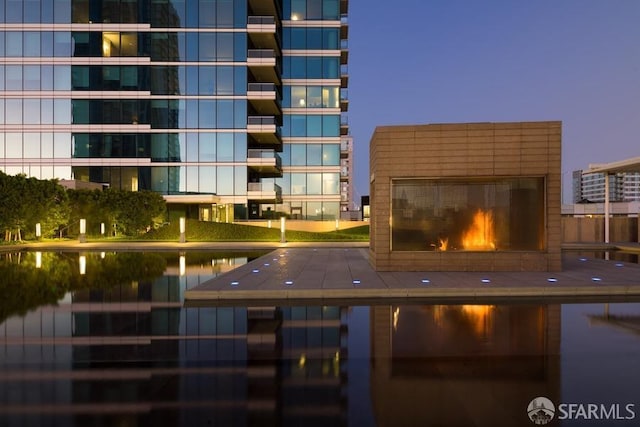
[347,0,640,202]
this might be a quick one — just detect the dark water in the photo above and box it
[1,251,640,427]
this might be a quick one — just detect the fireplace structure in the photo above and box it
[369,121,562,271]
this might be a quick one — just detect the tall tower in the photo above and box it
[0,0,349,221]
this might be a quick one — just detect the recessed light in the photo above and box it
[252,269,259,273]
[285,280,293,286]
[591,277,602,282]
[230,281,239,286]
[615,263,624,267]
[352,279,361,285]
[421,279,430,284]
[547,278,558,283]
[481,279,491,284]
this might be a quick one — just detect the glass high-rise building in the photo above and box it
[0,0,349,221]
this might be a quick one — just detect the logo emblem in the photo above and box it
[527,397,555,425]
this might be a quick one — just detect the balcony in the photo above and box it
[340,114,349,136]
[340,39,348,65]
[247,49,280,84]
[249,0,279,16]
[248,16,279,51]
[247,115,282,145]
[247,149,283,177]
[341,0,348,14]
[341,64,349,88]
[340,14,349,40]
[247,82,281,115]
[340,88,348,112]
[248,182,282,203]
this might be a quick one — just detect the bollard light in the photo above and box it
[280,217,286,243]
[179,217,186,243]
[35,223,41,238]
[79,219,87,243]
[268,219,272,228]
[335,218,339,231]
[179,255,186,276]
[100,222,105,235]
[35,252,42,269]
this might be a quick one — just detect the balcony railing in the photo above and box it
[248,82,276,92]
[248,115,277,126]
[248,149,282,169]
[248,15,276,25]
[248,182,282,195]
[248,49,276,59]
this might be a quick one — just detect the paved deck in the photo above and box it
[184,247,640,302]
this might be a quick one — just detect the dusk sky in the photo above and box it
[347,0,640,203]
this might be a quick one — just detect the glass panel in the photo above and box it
[199,66,216,95]
[217,100,233,128]
[5,65,21,90]
[307,86,322,108]
[5,99,22,124]
[199,0,216,27]
[217,133,233,161]
[234,166,246,195]
[291,145,306,166]
[322,172,339,194]
[186,133,198,161]
[185,166,198,192]
[54,133,71,158]
[6,32,23,57]
[390,178,546,252]
[199,100,217,128]
[199,133,216,161]
[23,32,41,57]
[307,173,321,194]
[199,166,216,193]
[323,0,339,19]
[322,115,340,136]
[307,115,322,137]
[291,173,306,195]
[323,86,339,108]
[199,33,216,61]
[217,0,234,28]
[307,144,322,166]
[290,115,306,136]
[5,133,22,158]
[217,166,233,195]
[216,66,233,95]
[23,99,41,124]
[322,144,339,165]
[290,0,305,20]
[23,134,40,157]
[291,86,306,108]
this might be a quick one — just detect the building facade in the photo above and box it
[0,0,349,221]
[573,168,640,203]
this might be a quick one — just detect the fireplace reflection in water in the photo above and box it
[371,304,561,427]
[391,177,545,252]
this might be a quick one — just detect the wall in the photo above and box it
[561,217,638,243]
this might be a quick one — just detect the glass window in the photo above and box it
[323,0,339,19]
[53,99,71,124]
[323,57,340,78]
[234,66,246,94]
[291,173,306,195]
[5,0,22,23]
[234,133,246,161]
[217,66,233,95]
[5,65,22,90]
[54,65,71,90]
[121,66,138,88]
[217,133,233,161]
[307,57,322,78]
[323,28,339,49]
[291,145,306,165]
[217,0,234,28]
[199,33,216,61]
[199,166,216,193]
[307,28,322,49]
[24,32,41,57]
[41,32,54,57]
[199,100,217,128]
[290,0,305,20]
[290,57,306,79]
[217,166,234,194]
[322,144,339,165]
[322,172,339,194]
[41,133,53,157]
[307,144,322,166]
[217,100,233,128]
[234,100,246,128]
[6,32,23,57]
[322,115,340,136]
[290,115,306,136]
[199,66,216,95]
[24,99,41,124]
[5,99,22,124]
[24,133,40,157]
[185,166,198,192]
[291,28,306,49]
[41,99,54,124]
[308,173,322,194]
[291,87,306,108]
[390,178,546,252]
[307,0,322,19]
[5,133,22,158]
[199,0,216,27]
[307,86,322,108]
[216,33,234,62]
[54,32,72,57]
[307,115,322,137]
[54,0,71,23]
[234,166,246,195]
[186,133,198,161]
[199,133,216,161]
[323,86,339,108]
[54,133,71,158]
[72,66,89,90]
[0,33,4,56]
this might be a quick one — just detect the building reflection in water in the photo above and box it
[371,304,561,427]
[0,252,348,426]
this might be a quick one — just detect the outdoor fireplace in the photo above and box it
[369,121,561,272]
[391,177,545,252]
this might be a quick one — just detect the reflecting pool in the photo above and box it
[1,252,640,426]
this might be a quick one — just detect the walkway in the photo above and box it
[185,247,640,302]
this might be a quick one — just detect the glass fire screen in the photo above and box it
[391,177,545,252]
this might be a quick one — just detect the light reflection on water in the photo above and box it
[1,252,640,426]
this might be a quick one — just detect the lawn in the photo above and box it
[139,219,369,242]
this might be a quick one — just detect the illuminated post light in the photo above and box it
[79,219,86,243]
[35,223,41,239]
[280,217,286,243]
[79,255,86,275]
[179,255,186,276]
[35,252,42,268]
[268,219,272,228]
[179,217,186,243]
[335,218,340,231]
[100,223,105,236]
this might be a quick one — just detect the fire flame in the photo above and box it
[462,209,496,250]
[438,237,449,251]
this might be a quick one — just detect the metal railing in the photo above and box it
[248,15,276,25]
[248,82,276,92]
[247,149,282,168]
[247,115,277,126]
[247,49,276,59]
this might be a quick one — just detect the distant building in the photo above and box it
[573,167,640,203]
